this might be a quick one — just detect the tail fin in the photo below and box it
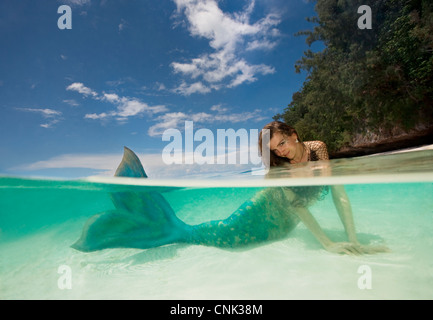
[114,146,147,178]
[71,147,189,252]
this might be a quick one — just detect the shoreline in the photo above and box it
[329,127,433,159]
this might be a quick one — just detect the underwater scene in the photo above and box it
[1,149,433,299]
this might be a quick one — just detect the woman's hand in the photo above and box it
[324,241,364,255]
[354,243,391,254]
[324,241,390,255]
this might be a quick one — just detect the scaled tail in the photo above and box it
[71,147,189,252]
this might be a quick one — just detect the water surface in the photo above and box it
[1,149,432,299]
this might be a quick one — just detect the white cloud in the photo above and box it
[246,39,278,51]
[171,62,199,76]
[174,0,259,50]
[116,99,167,117]
[84,112,109,120]
[156,82,166,91]
[16,108,62,117]
[210,104,227,113]
[66,82,167,122]
[15,108,63,128]
[65,80,265,138]
[106,79,126,87]
[213,109,266,123]
[172,81,211,96]
[147,106,266,137]
[63,99,79,107]
[118,19,128,32]
[66,82,98,97]
[102,93,120,103]
[61,0,91,6]
[148,112,188,137]
[171,0,280,94]
[40,120,61,128]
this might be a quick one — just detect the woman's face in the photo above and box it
[269,132,298,159]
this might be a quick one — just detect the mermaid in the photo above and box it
[72,121,388,255]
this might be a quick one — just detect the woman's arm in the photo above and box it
[284,142,389,254]
[282,186,389,255]
[312,142,360,244]
[292,205,365,255]
[330,185,358,244]
[282,188,363,255]
[330,185,390,254]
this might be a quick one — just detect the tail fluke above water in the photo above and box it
[114,146,147,178]
[71,147,189,252]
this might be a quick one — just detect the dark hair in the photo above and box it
[258,121,329,207]
[258,121,300,167]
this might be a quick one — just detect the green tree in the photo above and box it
[276,0,433,153]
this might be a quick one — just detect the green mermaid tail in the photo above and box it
[187,188,300,248]
[71,147,300,252]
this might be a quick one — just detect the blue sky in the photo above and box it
[0,0,320,178]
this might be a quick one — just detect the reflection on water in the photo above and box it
[266,149,433,180]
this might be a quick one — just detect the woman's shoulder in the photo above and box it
[304,140,327,151]
[304,141,329,161]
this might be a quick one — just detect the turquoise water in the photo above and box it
[1,149,433,299]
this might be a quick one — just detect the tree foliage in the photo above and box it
[275,0,433,153]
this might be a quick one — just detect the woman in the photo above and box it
[72,124,388,255]
[258,121,388,254]
[259,121,329,166]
